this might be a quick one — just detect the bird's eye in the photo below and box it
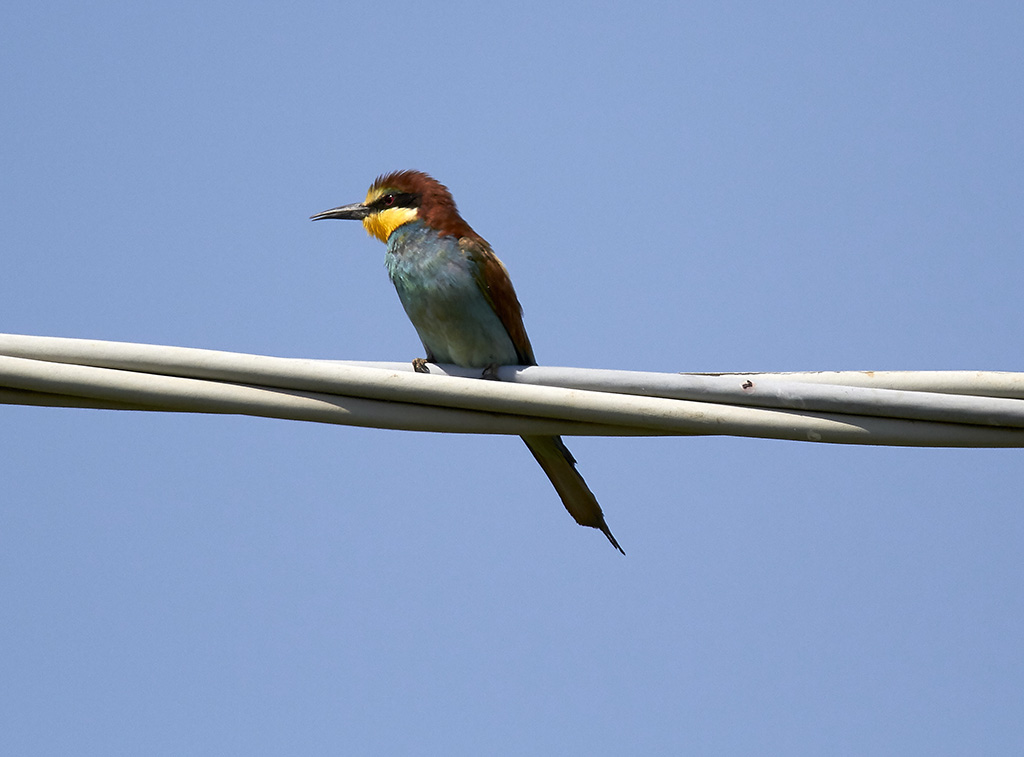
[383,194,396,207]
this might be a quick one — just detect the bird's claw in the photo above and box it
[412,358,430,373]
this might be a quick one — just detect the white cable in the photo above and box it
[2,333,1022,447]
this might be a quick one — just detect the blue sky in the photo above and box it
[2,2,1023,753]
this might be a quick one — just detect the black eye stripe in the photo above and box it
[372,192,419,211]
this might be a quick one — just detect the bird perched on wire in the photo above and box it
[312,170,622,553]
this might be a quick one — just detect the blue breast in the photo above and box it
[385,222,519,367]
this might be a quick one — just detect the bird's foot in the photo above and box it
[412,358,430,374]
[481,363,500,380]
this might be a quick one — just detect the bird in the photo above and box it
[311,170,623,553]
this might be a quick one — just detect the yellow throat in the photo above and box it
[361,186,419,243]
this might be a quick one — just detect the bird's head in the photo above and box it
[311,170,475,243]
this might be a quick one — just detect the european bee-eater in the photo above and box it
[312,171,622,553]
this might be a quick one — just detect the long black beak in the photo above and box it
[310,202,370,221]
